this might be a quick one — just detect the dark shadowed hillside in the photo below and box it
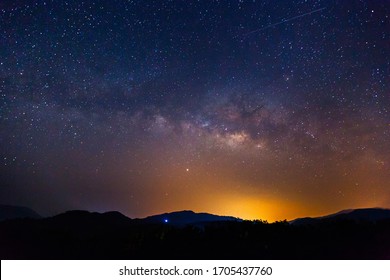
[291,208,390,225]
[1,208,390,260]
[0,205,41,222]
[139,210,241,226]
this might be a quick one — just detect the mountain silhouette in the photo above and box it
[291,208,390,225]
[46,210,133,229]
[0,205,41,222]
[1,207,390,259]
[139,210,242,226]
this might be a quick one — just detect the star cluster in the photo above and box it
[0,0,389,221]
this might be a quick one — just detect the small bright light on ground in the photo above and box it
[164,219,168,223]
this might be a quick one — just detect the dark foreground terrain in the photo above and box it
[1,208,390,259]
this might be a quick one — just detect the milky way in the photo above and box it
[0,0,389,221]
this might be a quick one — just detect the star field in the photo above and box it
[0,0,389,221]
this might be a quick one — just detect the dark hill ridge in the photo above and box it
[46,209,241,226]
[0,206,241,226]
[2,205,389,225]
[1,207,390,259]
[51,210,131,222]
[0,205,41,222]
[290,208,390,225]
[138,210,242,226]
[46,210,132,228]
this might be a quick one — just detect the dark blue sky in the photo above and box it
[0,0,389,220]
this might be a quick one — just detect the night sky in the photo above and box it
[0,0,389,221]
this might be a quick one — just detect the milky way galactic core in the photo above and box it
[0,0,389,221]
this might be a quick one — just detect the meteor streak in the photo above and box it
[241,7,326,39]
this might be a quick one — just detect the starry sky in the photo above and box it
[0,0,389,221]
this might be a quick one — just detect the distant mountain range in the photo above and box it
[46,210,133,230]
[138,210,241,226]
[0,205,41,222]
[0,205,241,226]
[2,205,390,259]
[290,208,390,225]
[46,209,241,227]
[1,205,390,226]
